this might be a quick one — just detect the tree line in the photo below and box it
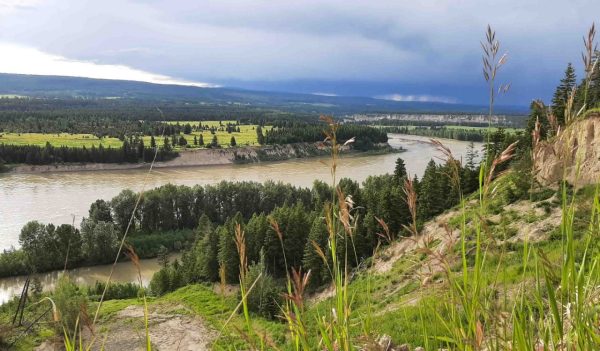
[384,126,489,142]
[530,58,600,145]
[0,138,177,165]
[264,123,388,150]
[0,98,314,137]
[0,154,484,280]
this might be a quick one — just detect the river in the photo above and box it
[0,134,481,303]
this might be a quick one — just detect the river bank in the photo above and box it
[0,253,182,305]
[6,142,396,174]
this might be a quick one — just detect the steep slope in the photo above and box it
[535,113,600,186]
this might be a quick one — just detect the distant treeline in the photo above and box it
[384,126,488,142]
[356,115,527,128]
[0,138,178,165]
[0,98,313,136]
[265,123,388,150]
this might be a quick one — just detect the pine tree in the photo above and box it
[197,226,219,281]
[230,136,237,147]
[218,213,244,283]
[418,159,441,220]
[393,157,407,183]
[551,63,577,126]
[199,134,204,146]
[302,216,329,289]
[178,136,187,147]
[150,135,156,148]
[256,125,265,145]
[210,135,218,148]
[194,135,198,146]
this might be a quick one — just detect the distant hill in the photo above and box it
[0,73,528,116]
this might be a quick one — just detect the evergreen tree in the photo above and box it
[137,138,145,159]
[244,250,280,319]
[218,213,244,283]
[150,135,156,148]
[230,136,237,147]
[551,63,577,126]
[178,135,187,147]
[198,226,219,281]
[418,160,443,220]
[256,125,265,145]
[163,137,171,151]
[302,216,329,289]
[393,157,407,183]
[194,135,198,146]
[210,135,219,148]
[199,134,204,146]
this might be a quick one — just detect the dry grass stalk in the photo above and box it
[483,141,518,198]
[336,187,354,237]
[431,138,463,198]
[374,216,392,244]
[234,223,248,283]
[402,176,418,237]
[582,23,597,77]
[481,24,509,118]
[282,268,311,310]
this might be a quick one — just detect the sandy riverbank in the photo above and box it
[7,142,394,174]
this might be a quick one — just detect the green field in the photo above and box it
[0,121,272,150]
[0,133,124,148]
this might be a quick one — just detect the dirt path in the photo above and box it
[86,305,216,351]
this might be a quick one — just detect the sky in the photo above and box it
[0,0,599,106]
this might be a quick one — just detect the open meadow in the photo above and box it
[0,121,272,150]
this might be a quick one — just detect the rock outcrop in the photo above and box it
[535,114,600,187]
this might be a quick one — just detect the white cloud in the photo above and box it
[0,42,216,87]
[375,94,458,104]
[312,92,338,97]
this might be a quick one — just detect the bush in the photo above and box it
[87,281,140,301]
[243,258,281,319]
[52,276,87,331]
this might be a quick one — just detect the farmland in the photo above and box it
[0,121,273,150]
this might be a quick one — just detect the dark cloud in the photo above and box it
[0,0,598,104]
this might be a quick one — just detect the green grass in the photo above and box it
[0,132,124,148]
[0,121,273,150]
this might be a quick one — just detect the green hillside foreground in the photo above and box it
[2,170,597,350]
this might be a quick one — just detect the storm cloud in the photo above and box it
[0,0,598,104]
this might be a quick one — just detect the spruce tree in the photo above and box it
[196,226,219,281]
[393,157,407,184]
[256,125,265,145]
[302,216,329,289]
[210,135,218,148]
[230,136,237,147]
[551,63,577,126]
